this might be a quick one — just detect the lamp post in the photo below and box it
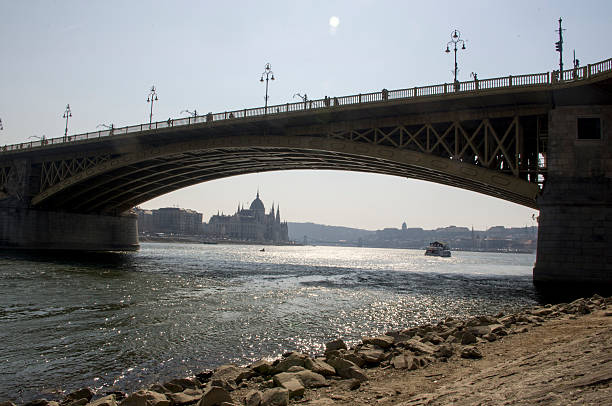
[63,104,72,140]
[293,93,308,109]
[260,63,275,114]
[445,29,467,91]
[147,85,158,125]
[0,118,3,131]
[181,109,197,117]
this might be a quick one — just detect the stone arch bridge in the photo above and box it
[1,57,611,288]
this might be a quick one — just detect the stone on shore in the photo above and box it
[197,386,232,406]
[460,346,483,359]
[244,390,262,406]
[165,389,203,405]
[362,335,394,349]
[211,365,253,387]
[272,373,305,398]
[356,345,386,365]
[261,388,289,406]
[64,388,95,404]
[324,339,347,353]
[325,357,368,382]
[119,390,170,406]
[303,358,335,377]
[87,395,117,406]
[398,339,435,355]
[392,354,420,370]
[272,352,307,374]
[251,360,274,376]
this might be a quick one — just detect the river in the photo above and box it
[0,243,539,402]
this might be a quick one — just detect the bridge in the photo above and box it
[1,57,611,288]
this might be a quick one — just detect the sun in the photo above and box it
[329,16,340,29]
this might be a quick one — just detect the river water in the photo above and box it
[0,243,539,402]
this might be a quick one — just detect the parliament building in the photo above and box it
[204,191,289,242]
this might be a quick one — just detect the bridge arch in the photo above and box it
[31,134,539,214]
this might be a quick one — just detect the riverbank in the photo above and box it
[5,294,609,406]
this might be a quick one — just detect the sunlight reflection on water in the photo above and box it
[0,244,537,402]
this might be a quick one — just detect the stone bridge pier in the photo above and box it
[0,159,138,251]
[533,105,612,291]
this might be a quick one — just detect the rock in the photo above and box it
[208,379,236,393]
[356,345,385,365]
[0,402,17,406]
[304,358,335,377]
[251,360,274,376]
[337,379,362,391]
[341,352,366,368]
[87,398,117,406]
[362,335,394,349]
[399,339,435,355]
[66,400,87,406]
[160,382,183,393]
[460,346,483,359]
[195,371,213,384]
[392,354,419,370]
[148,385,169,395]
[531,307,553,316]
[295,370,328,388]
[119,390,170,406]
[324,339,347,353]
[24,400,54,406]
[422,333,444,345]
[64,388,95,404]
[244,390,262,406]
[460,331,478,345]
[498,314,516,326]
[303,399,335,405]
[272,352,307,374]
[167,378,200,391]
[326,357,368,381]
[261,388,289,406]
[482,333,497,342]
[272,373,304,398]
[197,387,232,406]
[286,366,305,372]
[433,343,454,358]
[166,389,202,405]
[211,365,252,386]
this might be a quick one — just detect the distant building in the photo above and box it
[204,191,289,242]
[135,207,202,235]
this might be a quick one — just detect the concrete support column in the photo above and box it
[0,207,139,251]
[533,105,612,291]
[533,176,612,287]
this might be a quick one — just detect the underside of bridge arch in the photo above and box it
[31,135,539,214]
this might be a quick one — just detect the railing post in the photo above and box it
[413,87,417,97]
[358,94,362,103]
[444,83,447,93]
[587,64,592,78]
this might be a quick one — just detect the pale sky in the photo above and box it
[1,1,610,230]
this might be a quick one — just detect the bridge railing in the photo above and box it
[2,56,611,154]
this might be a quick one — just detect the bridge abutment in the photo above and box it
[533,105,612,291]
[0,207,139,251]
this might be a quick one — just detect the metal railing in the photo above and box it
[2,56,611,154]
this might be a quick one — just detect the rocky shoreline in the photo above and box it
[3,294,610,406]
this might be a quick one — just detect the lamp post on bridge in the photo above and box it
[147,85,158,126]
[181,109,197,117]
[0,118,3,131]
[445,29,467,91]
[62,104,72,141]
[260,63,275,114]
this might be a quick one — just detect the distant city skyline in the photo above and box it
[1,1,609,230]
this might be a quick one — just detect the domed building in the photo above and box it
[204,191,289,242]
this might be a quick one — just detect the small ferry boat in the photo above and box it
[425,241,451,257]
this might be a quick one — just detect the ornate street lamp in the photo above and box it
[293,93,308,109]
[445,29,467,90]
[147,85,158,125]
[181,109,197,117]
[260,63,275,114]
[63,104,72,140]
[0,118,3,131]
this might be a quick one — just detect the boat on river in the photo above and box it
[425,241,451,257]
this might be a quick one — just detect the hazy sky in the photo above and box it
[1,1,610,230]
